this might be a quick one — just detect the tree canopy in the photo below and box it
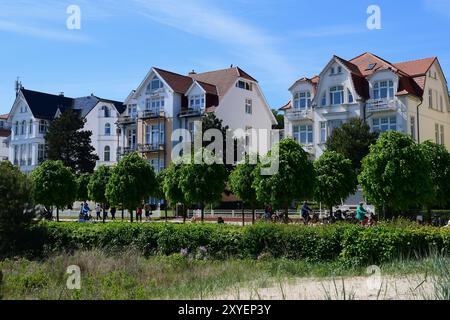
[88,165,111,207]
[30,160,77,220]
[105,153,156,218]
[420,140,450,208]
[45,109,99,174]
[359,131,433,216]
[326,118,378,171]
[314,151,358,214]
[253,138,315,214]
[179,148,228,221]
[76,173,90,202]
[162,162,187,208]
[228,156,260,209]
[0,162,35,256]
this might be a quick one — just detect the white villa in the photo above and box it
[281,52,450,158]
[7,86,126,173]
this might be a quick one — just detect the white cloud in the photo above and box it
[0,19,91,43]
[131,0,295,79]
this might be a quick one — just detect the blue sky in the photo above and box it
[1,0,450,115]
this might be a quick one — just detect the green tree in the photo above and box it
[30,160,77,222]
[45,109,99,174]
[253,138,315,220]
[0,162,35,256]
[163,163,189,222]
[326,118,378,171]
[155,169,169,221]
[271,109,284,130]
[88,165,111,218]
[76,173,91,201]
[179,149,228,222]
[228,156,261,224]
[314,151,358,215]
[105,153,156,222]
[359,131,433,218]
[420,141,450,209]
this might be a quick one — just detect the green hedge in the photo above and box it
[18,222,450,265]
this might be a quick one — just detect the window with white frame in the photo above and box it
[435,123,440,143]
[189,95,205,110]
[372,116,397,132]
[39,120,48,134]
[293,91,311,109]
[429,89,433,108]
[148,76,163,93]
[104,146,111,162]
[147,97,165,112]
[321,93,326,106]
[103,106,111,118]
[293,125,313,145]
[38,144,45,163]
[21,120,26,135]
[440,125,445,145]
[330,86,344,105]
[245,99,252,114]
[329,119,343,136]
[440,95,444,112]
[236,80,252,91]
[373,80,394,99]
[348,89,354,103]
[27,143,32,166]
[105,123,111,136]
[14,145,19,165]
[159,122,165,144]
[410,116,416,141]
[14,121,18,135]
[128,104,137,117]
[320,122,327,143]
[29,120,33,135]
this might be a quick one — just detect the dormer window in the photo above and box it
[337,66,342,74]
[330,67,335,75]
[373,80,394,99]
[189,95,205,110]
[236,80,252,91]
[330,86,344,105]
[293,91,311,110]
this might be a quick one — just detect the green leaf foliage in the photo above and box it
[0,162,36,256]
[253,138,315,209]
[420,140,450,208]
[359,131,433,214]
[76,173,91,201]
[314,151,358,211]
[162,163,187,207]
[105,153,156,211]
[228,156,260,208]
[88,165,111,206]
[30,160,77,210]
[326,118,378,171]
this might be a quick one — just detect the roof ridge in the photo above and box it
[21,88,74,100]
[153,67,192,80]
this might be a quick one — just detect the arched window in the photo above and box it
[105,123,111,136]
[104,146,111,162]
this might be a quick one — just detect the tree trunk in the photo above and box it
[252,207,255,225]
[130,209,133,223]
[284,205,289,224]
[183,205,186,224]
[201,203,205,222]
[242,203,245,227]
[56,207,59,222]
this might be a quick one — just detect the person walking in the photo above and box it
[102,205,109,223]
[144,204,151,221]
[95,204,102,221]
[136,206,143,222]
[356,203,367,226]
[110,207,116,220]
[301,201,312,225]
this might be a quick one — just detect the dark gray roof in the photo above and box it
[20,89,125,120]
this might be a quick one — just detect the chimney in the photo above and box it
[230,64,234,68]
[189,70,196,75]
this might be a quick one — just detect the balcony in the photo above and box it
[117,146,137,156]
[285,108,313,121]
[117,116,137,125]
[139,109,165,119]
[366,98,398,113]
[138,143,165,153]
[179,108,202,118]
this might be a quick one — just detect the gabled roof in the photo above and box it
[0,113,9,120]
[153,68,194,94]
[393,57,436,77]
[21,89,74,120]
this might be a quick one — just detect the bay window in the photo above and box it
[293,91,311,109]
[189,95,205,110]
[293,125,313,145]
[373,80,394,99]
[373,116,397,132]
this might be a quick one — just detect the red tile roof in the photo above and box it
[0,113,9,120]
[393,57,436,77]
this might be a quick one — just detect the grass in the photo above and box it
[1,250,449,300]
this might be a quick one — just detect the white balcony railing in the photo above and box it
[285,108,313,121]
[366,98,398,113]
